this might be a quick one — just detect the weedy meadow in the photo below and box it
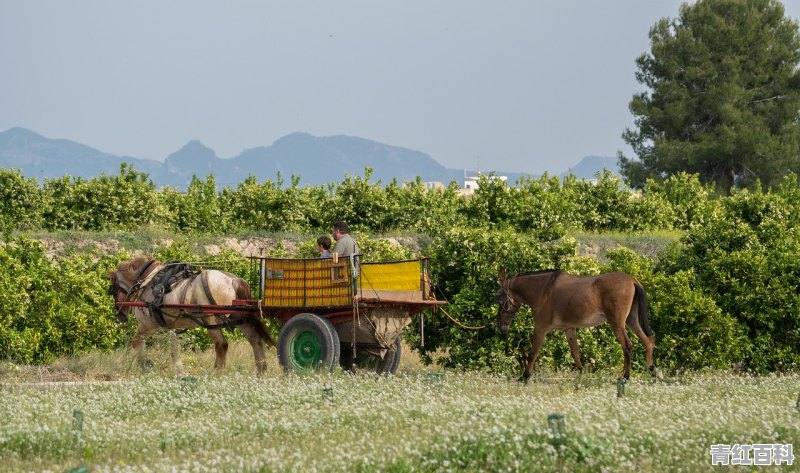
[1,342,798,472]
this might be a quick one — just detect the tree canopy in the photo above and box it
[620,0,800,192]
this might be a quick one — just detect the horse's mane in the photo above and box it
[511,269,563,289]
[118,257,158,279]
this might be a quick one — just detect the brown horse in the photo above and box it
[109,257,274,374]
[495,268,657,381]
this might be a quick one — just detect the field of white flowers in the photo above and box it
[1,364,798,473]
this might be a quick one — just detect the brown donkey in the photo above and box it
[495,268,658,382]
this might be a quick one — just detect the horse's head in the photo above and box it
[108,257,155,323]
[108,269,130,322]
[495,268,520,334]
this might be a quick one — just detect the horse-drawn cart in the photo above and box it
[252,255,444,373]
[111,255,444,374]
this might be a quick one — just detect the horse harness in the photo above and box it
[110,259,161,322]
[118,261,247,331]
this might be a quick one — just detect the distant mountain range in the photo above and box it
[0,127,619,189]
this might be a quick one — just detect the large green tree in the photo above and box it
[620,0,800,192]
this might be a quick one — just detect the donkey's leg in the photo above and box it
[611,324,634,379]
[239,323,267,375]
[626,312,662,379]
[628,322,654,369]
[563,328,583,371]
[522,326,548,383]
[207,328,229,371]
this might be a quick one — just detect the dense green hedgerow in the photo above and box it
[1,168,800,374]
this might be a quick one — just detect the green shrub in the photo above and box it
[658,181,800,372]
[0,168,42,232]
[0,237,124,363]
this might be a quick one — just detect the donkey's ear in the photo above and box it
[498,267,507,284]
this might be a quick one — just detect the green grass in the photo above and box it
[572,230,683,262]
[1,342,797,472]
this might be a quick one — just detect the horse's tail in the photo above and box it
[235,279,276,347]
[634,282,654,338]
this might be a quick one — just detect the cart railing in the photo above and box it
[249,256,432,309]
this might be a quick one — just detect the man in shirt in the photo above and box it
[332,220,360,281]
[332,221,359,257]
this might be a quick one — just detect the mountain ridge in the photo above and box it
[0,127,619,188]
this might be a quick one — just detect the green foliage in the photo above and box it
[659,179,800,372]
[177,175,224,232]
[558,171,674,232]
[643,172,719,230]
[562,172,635,231]
[224,174,321,232]
[461,174,517,230]
[0,237,123,363]
[0,168,42,232]
[512,174,578,239]
[621,0,800,191]
[329,168,390,231]
[382,178,466,233]
[0,163,771,238]
[357,234,415,262]
[41,164,158,231]
[100,163,159,230]
[412,182,467,236]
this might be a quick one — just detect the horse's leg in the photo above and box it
[522,326,548,383]
[207,328,229,371]
[169,331,184,375]
[130,324,157,371]
[611,324,634,379]
[564,328,583,371]
[239,323,267,375]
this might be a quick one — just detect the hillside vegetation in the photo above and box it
[1,167,799,375]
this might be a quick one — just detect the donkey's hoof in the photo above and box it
[517,375,531,384]
[650,366,664,380]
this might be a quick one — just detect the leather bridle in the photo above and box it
[109,259,159,322]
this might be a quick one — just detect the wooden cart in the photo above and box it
[252,255,444,373]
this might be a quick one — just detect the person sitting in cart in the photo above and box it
[317,235,332,258]
[332,221,359,256]
[332,220,360,279]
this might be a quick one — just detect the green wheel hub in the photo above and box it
[277,313,340,373]
[289,330,323,370]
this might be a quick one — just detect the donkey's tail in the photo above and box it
[235,279,276,347]
[634,282,654,338]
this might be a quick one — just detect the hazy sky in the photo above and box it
[3,1,800,175]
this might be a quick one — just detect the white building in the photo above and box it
[463,174,508,191]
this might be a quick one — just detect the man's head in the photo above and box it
[332,221,350,241]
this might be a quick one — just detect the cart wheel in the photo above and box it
[340,337,402,375]
[278,313,340,373]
